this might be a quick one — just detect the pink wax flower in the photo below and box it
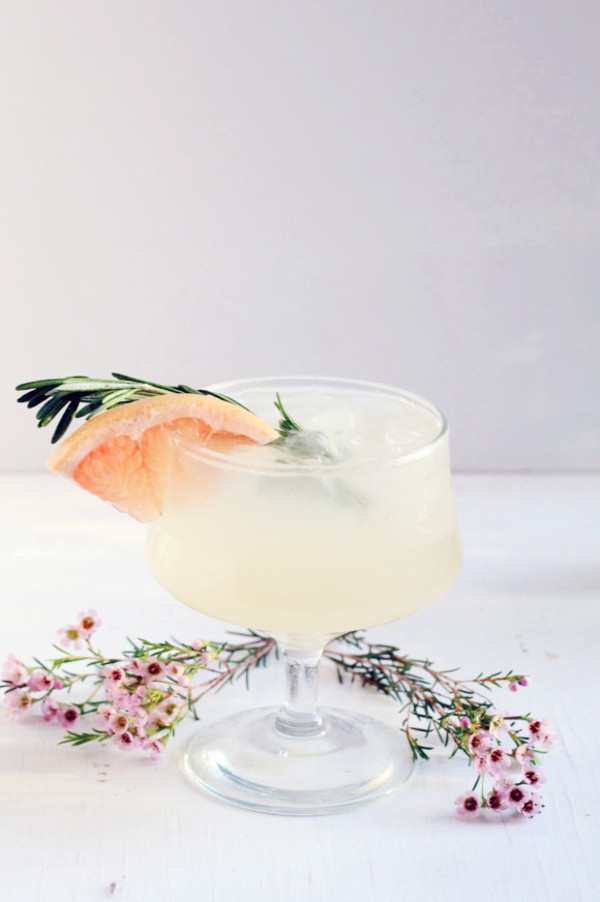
[57,625,87,650]
[509,682,519,692]
[455,793,480,818]
[475,747,510,777]
[105,687,133,710]
[2,655,28,686]
[114,730,135,750]
[130,726,148,747]
[514,743,535,767]
[486,785,509,812]
[166,661,184,680]
[520,793,543,818]
[130,706,149,727]
[488,711,509,738]
[6,690,32,714]
[190,639,205,652]
[27,669,54,693]
[102,665,125,686]
[148,696,181,730]
[144,738,166,761]
[96,704,116,728]
[505,783,530,811]
[108,711,130,735]
[522,766,546,786]
[158,697,180,721]
[519,676,530,687]
[528,719,554,749]
[474,753,493,776]
[468,731,491,757]
[459,717,471,729]
[488,747,510,774]
[76,610,101,637]
[57,705,80,728]
[41,698,60,722]
[147,698,180,732]
[142,658,165,683]
[492,774,513,792]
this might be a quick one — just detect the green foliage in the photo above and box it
[15,373,250,443]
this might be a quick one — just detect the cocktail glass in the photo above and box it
[147,377,461,815]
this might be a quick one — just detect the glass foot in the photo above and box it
[179,705,414,815]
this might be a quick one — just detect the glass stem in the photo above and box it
[275,644,325,737]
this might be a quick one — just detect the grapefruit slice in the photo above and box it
[46,393,278,522]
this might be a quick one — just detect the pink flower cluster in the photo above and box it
[1,610,213,761]
[90,656,192,758]
[40,698,80,728]
[2,611,102,719]
[2,654,62,718]
[455,711,553,819]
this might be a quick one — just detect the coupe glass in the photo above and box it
[146,377,461,815]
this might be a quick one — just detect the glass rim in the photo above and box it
[174,375,449,476]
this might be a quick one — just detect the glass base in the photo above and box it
[179,705,414,815]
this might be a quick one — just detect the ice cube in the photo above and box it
[277,430,339,465]
[301,395,359,434]
[328,430,362,460]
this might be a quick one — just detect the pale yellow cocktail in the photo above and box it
[147,378,461,642]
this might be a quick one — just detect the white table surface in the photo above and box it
[1,472,599,902]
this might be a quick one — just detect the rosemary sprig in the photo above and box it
[15,373,290,444]
[274,392,302,437]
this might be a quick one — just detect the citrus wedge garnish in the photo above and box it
[46,393,278,522]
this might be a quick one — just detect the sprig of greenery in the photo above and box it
[274,392,302,437]
[3,617,552,815]
[324,634,532,761]
[15,373,254,443]
[2,623,540,761]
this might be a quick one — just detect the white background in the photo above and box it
[1,1,599,471]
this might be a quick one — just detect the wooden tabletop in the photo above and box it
[1,472,598,902]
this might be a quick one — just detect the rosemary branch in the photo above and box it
[15,373,301,444]
[273,392,302,437]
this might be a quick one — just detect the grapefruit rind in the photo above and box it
[46,393,278,475]
[46,393,278,522]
